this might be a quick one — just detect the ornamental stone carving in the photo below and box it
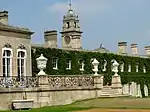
[36,54,48,76]
[91,58,99,76]
[112,60,119,76]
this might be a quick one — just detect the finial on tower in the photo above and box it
[68,0,72,10]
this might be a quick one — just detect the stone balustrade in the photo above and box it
[0,75,103,90]
[0,76,38,88]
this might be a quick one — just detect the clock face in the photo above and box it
[64,35,71,44]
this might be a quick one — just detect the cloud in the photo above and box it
[48,0,112,16]
[46,0,148,54]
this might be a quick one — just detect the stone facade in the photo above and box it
[0,11,34,77]
[0,1,150,111]
[0,75,125,110]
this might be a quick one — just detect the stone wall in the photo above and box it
[0,75,104,110]
[0,75,147,110]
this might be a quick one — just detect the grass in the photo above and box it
[2,97,150,112]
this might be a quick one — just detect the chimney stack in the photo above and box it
[118,42,127,55]
[0,11,8,25]
[144,46,150,56]
[131,44,138,55]
[44,30,57,48]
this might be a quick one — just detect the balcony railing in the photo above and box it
[0,76,38,88]
[48,76,94,89]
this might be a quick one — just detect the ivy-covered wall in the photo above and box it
[32,47,150,97]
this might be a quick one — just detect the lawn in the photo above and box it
[2,97,150,112]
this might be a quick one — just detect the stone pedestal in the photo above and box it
[111,75,122,95]
[38,75,49,89]
[94,76,103,98]
[94,76,103,89]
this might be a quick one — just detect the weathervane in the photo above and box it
[68,0,72,10]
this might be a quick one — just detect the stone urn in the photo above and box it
[92,58,99,76]
[36,54,48,76]
[112,60,119,76]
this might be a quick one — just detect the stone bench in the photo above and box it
[11,99,34,110]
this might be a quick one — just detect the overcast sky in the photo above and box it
[1,0,150,54]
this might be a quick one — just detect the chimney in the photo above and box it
[44,30,57,48]
[144,46,150,56]
[131,44,138,55]
[0,11,8,25]
[118,42,127,55]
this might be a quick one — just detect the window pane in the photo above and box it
[17,59,20,67]
[7,58,10,65]
[66,59,71,69]
[21,52,25,57]
[3,65,5,77]
[7,50,11,56]
[18,66,20,77]
[3,58,5,66]
[3,50,6,56]
[52,58,56,68]
[3,50,11,57]
[17,50,26,77]
[7,64,10,77]
[21,66,24,76]
[21,59,24,66]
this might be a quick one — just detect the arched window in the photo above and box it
[2,43,12,77]
[78,59,84,71]
[66,22,70,28]
[120,62,124,72]
[17,45,26,77]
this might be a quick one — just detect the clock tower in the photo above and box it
[60,0,83,49]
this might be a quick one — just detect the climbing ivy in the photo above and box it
[31,47,150,97]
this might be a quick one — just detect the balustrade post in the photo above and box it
[94,76,103,89]
[111,60,122,95]
[38,75,49,89]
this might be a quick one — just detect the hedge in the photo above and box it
[31,47,150,97]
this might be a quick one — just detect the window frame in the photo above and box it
[66,59,71,70]
[2,47,13,77]
[79,59,84,71]
[52,57,58,70]
[17,49,27,77]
